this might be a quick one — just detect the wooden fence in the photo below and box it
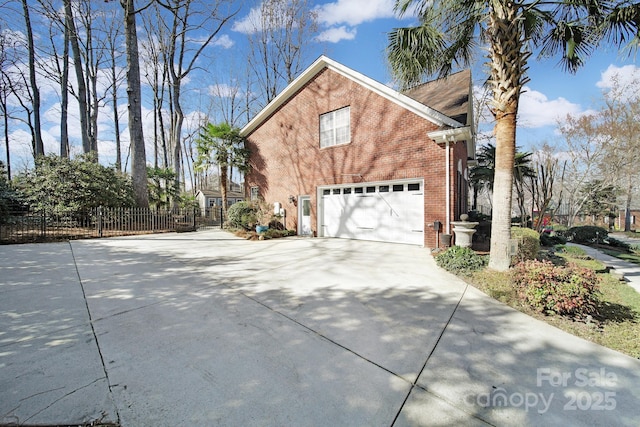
[0,206,225,244]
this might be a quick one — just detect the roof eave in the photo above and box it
[428,127,471,142]
[240,55,464,137]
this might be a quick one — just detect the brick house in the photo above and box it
[618,209,639,231]
[241,56,475,247]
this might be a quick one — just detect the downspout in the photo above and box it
[426,127,472,237]
[445,137,451,234]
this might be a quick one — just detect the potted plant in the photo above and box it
[254,201,273,234]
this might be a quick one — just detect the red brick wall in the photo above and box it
[245,68,469,247]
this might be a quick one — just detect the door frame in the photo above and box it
[298,195,312,236]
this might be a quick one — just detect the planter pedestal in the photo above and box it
[451,214,478,248]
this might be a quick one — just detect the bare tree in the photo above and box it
[60,14,69,158]
[63,0,92,154]
[527,145,562,232]
[140,5,170,169]
[155,0,238,201]
[120,0,151,207]
[103,3,126,171]
[20,0,44,156]
[557,114,610,227]
[245,0,318,106]
[0,28,17,178]
[596,75,640,231]
[77,0,110,154]
[35,0,70,157]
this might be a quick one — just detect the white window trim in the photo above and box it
[320,106,350,148]
[250,186,259,201]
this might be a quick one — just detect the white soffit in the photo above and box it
[427,127,472,144]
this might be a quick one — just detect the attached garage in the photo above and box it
[319,180,424,245]
[242,56,475,248]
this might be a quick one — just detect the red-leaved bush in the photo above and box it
[512,260,600,317]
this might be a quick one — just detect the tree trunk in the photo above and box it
[220,160,228,219]
[64,0,91,154]
[486,4,526,271]
[60,18,70,158]
[488,113,516,270]
[111,60,122,171]
[2,95,9,180]
[21,0,44,157]
[122,0,149,207]
[624,174,633,232]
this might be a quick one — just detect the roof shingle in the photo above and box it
[402,70,471,126]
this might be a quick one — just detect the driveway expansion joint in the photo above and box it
[68,242,121,426]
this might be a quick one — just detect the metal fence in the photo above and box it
[0,206,225,244]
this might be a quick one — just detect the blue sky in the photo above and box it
[297,0,639,153]
[3,0,639,172]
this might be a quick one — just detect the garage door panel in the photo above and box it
[321,181,424,246]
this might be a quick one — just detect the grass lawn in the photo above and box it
[468,247,640,359]
[599,247,640,266]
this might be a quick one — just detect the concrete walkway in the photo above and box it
[1,230,640,426]
[569,240,640,294]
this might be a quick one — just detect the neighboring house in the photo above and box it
[241,56,475,247]
[619,209,640,231]
[195,189,245,213]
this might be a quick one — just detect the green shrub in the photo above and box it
[551,224,568,233]
[605,237,630,251]
[540,232,567,247]
[435,246,488,275]
[14,153,134,216]
[263,229,296,239]
[511,227,540,264]
[512,260,600,318]
[565,226,608,244]
[226,201,257,230]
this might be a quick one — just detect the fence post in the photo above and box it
[41,208,46,239]
[98,206,103,238]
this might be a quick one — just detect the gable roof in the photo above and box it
[402,70,472,126]
[240,55,469,137]
[195,189,245,198]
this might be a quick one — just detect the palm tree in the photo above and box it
[388,1,638,271]
[195,123,250,218]
[469,143,535,224]
[469,144,497,210]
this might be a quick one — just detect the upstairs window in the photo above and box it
[320,106,350,148]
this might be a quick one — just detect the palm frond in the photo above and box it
[600,2,640,55]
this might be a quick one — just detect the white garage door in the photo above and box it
[320,181,424,245]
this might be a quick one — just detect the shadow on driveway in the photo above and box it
[2,230,640,426]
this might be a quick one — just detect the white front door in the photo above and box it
[299,196,312,236]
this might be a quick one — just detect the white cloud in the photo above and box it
[518,86,584,128]
[208,84,240,98]
[234,0,396,41]
[213,34,234,49]
[596,64,640,90]
[186,34,234,49]
[315,26,357,43]
[314,0,395,27]
[232,6,263,34]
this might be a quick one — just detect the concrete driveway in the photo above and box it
[1,230,639,426]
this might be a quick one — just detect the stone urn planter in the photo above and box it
[451,214,479,248]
